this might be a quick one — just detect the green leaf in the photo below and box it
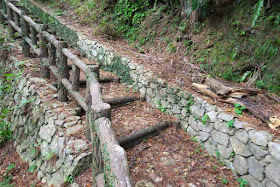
[234,103,240,108]
[27,164,37,173]
[7,163,15,172]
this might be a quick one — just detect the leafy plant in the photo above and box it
[185,94,194,112]
[64,175,74,184]
[27,164,37,173]
[251,0,264,27]
[237,178,248,187]
[0,163,15,186]
[157,99,167,113]
[234,103,246,116]
[226,119,235,128]
[201,114,210,125]
[215,150,220,157]
[221,178,228,184]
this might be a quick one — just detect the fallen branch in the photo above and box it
[130,145,151,167]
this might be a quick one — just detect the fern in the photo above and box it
[251,0,264,27]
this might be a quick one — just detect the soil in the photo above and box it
[31,1,280,135]
[127,126,239,186]
[0,141,46,187]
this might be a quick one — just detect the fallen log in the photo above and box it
[192,82,280,129]
[104,96,142,107]
[118,121,174,149]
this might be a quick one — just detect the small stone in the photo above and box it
[249,143,268,161]
[234,130,249,144]
[186,126,197,136]
[214,121,234,135]
[199,131,210,142]
[212,130,229,146]
[188,116,199,131]
[66,125,84,136]
[241,175,262,187]
[206,111,217,122]
[230,136,252,157]
[217,113,234,122]
[204,139,217,156]
[265,162,280,186]
[190,105,205,117]
[217,144,233,159]
[265,155,277,164]
[198,122,213,133]
[39,123,56,143]
[64,121,78,128]
[262,179,278,187]
[135,180,154,187]
[203,102,216,112]
[268,142,280,162]
[248,157,264,181]
[249,130,272,147]
[234,119,245,129]
[180,120,188,130]
[55,120,64,126]
[233,155,248,175]
[29,77,46,84]
[171,105,181,114]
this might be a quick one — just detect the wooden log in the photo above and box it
[22,15,41,32]
[78,77,119,86]
[0,0,5,24]
[61,78,87,110]
[104,96,140,107]
[30,27,38,45]
[118,121,173,149]
[71,64,80,91]
[13,10,20,28]
[49,43,56,66]
[6,0,21,15]
[42,31,59,48]
[22,36,40,56]
[62,48,88,72]
[57,41,69,102]
[7,19,20,34]
[192,82,280,129]
[94,117,133,186]
[21,10,30,57]
[39,25,50,78]
[7,2,15,36]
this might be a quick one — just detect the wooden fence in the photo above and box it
[0,0,132,186]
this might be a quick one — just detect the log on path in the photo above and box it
[118,121,176,149]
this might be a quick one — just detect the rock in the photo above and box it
[217,113,234,122]
[234,130,249,144]
[249,143,268,161]
[187,126,197,136]
[248,157,264,181]
[180,120,188,130]
[204,139,217,156]
[234,119,245,129]
[66,125,84,136]
[203,102,216,112]
[29,77,46,84]
[230,136,252,157]
[206,111,217,122]
[48,169,64,186]
[198,122,213,133]
[212,130,229,146]
[241,175,262,187]
[171,105,181,114]
[268,142,280,162]
[135,180,154,187]
[249,130,272,147]
[214,121,234,135]
[217,144,233,159]
[265,162,280,186]
[199,131,210,142]
[73,139,87,153]
[190,105,205,117]
[64,121,78,128]
[39,123,56,143]
[262,179,278,187]
[188,116,199,131]
[265,155,277,164]
[233,155,248,175]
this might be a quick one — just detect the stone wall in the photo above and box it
[19,1,280,186]
[0,58,92,186]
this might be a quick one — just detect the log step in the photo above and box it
[104,96,145,107]
[118,121,179,149]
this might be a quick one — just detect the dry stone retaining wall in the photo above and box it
[18,0,280,186]
[0,59,92,187]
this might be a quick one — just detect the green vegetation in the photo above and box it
[237,178,248,187]
[201,114,210,125]
[226,119,235,128]
[221,178,228,184]
[64,175,74,185]
[0,163,16,186]
[234,103,246,116]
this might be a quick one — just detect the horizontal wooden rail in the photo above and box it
[62,48,88,72]
[7,19,20,33]
[42,31,60,48]
[23,36,40,56]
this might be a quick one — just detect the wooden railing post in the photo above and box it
[13,10,19,28]
[21,10,30,57]
[49,43,56,66]
[39,25,50,78]
[57,41,69,102]
[71,64,80,91]
[30,27,38,45]
[0,0,5,24]
[6,1,15,35]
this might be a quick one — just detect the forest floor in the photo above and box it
[32,0,280,137]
